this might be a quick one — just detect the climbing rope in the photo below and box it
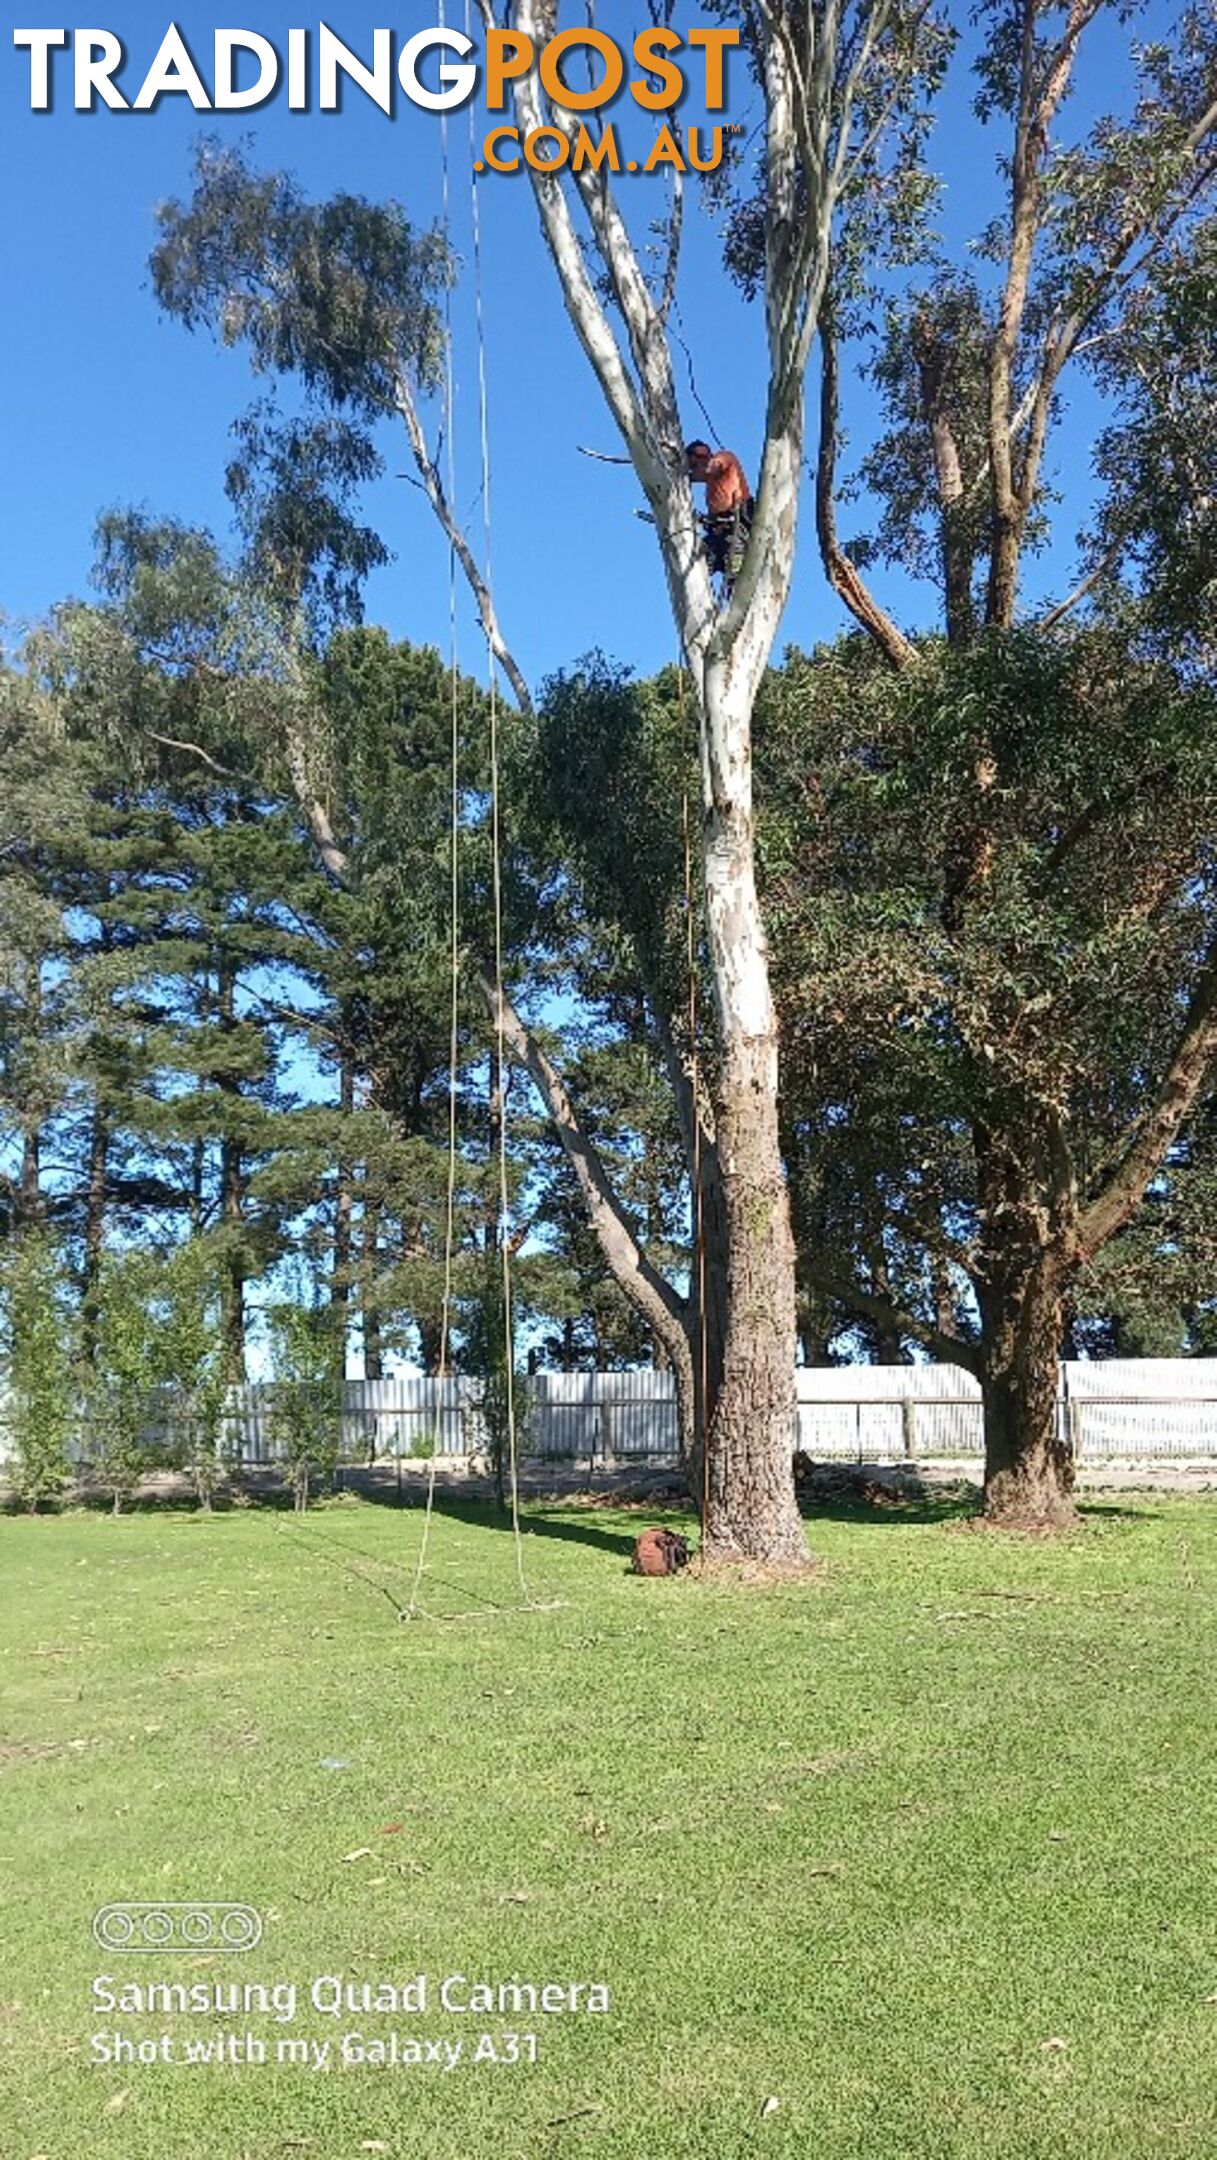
[404,31,462,1623]
[467,5,530,1604]
[679,666,711,1538]
[406,0,530,1614]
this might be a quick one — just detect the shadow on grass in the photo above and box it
[275,1513,522,1618]
[242,1480,658,1570]
[792,1464,981,1528]
[375,1488,655,1563]
[798,1488,1159,1530]
[41,1484,304,1519]
[4,1491,238,1520]
[1076,1500,1161,1522]
[798,1489,977,1527]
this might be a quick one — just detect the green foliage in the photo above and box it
[151,1240,233,1509]
[84,1251,163,1515]
[151,140,453,414]
[0,1231,77,1507]
[462,1248,528,1511]
[1089,211,1217,661]
[227,402,389,634]
[718,3,954,306]
[756,625,1217,1358]
[265,1297,345,1512]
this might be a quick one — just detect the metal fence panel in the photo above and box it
[4,1359,1217,1470]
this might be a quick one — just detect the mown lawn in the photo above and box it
[1,1487,1215,2159]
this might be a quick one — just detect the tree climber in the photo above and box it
[686,440,753,586]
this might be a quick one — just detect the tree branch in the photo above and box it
[816,315,917,668]
[802,1260,983,1376]
[390,368,534,717]
[282,731,349,882]
[986,0,1106,627]
[657,162,684,328]
[477,964,694,1359]
[145,731,245,781]
[1078,933,1217,1257]
[1034,528,1129,631]
[1035,762,1175,890]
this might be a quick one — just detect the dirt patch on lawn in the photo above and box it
[0,1735,104,1770]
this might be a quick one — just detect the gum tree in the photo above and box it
[151,2,939,1564]
[739,4,1217,1522]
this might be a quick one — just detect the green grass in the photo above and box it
[2,1488,1216,2159]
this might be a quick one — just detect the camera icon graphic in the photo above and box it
[92,1902,262,1954]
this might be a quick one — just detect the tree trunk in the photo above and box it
[931,1249,958,1342]
[80,1099,108,1365]
[867,1260,906,1367]
[979,1258,1075,1525]
[362,1189,383,1382]
[685,1139,728,1510]
[417,1315,443,1377]
[189,1135,205,1232]
[216,961,246,1389]
[219,1134,246,1387]
[974,1127,1078,1527]
[700,788,807,1568]
[17,961,43,1233]
[331,1037,355,1374]
[787,1156,834,1366]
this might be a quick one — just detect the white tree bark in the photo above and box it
[480,3,904,1561]
[409,0,915,1560]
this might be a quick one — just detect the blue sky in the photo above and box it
[2,3,763,684]
[0,2,1163,687]
[0,4,1175,1373]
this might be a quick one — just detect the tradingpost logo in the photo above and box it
[11,21,743,173]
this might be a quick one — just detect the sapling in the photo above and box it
[0,1230,77,1509]
[265,1297,344,1513]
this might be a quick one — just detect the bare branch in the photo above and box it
[816,318,917,668]
[657,163,684,328]
[145,731,244,780]
[390,368,534,717]
[477,964,694,1358]
[1035,530,1129,631]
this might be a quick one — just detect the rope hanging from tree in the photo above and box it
[406,0,530,1618]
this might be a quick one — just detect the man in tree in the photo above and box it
[147,3,947,1570]
[685,440,753,585]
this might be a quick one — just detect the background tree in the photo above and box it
[153,1237,234,1509]
[147,0,947,1564]
[722,0,1217,1522]
[757,626,1217,1521]
[0,1230,76,1508]
[84,1250,163,1515]
[265,1294,345,1513]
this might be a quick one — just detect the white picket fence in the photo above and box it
[3,1360,1217,1470]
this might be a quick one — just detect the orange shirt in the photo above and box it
[700,450,750,515]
